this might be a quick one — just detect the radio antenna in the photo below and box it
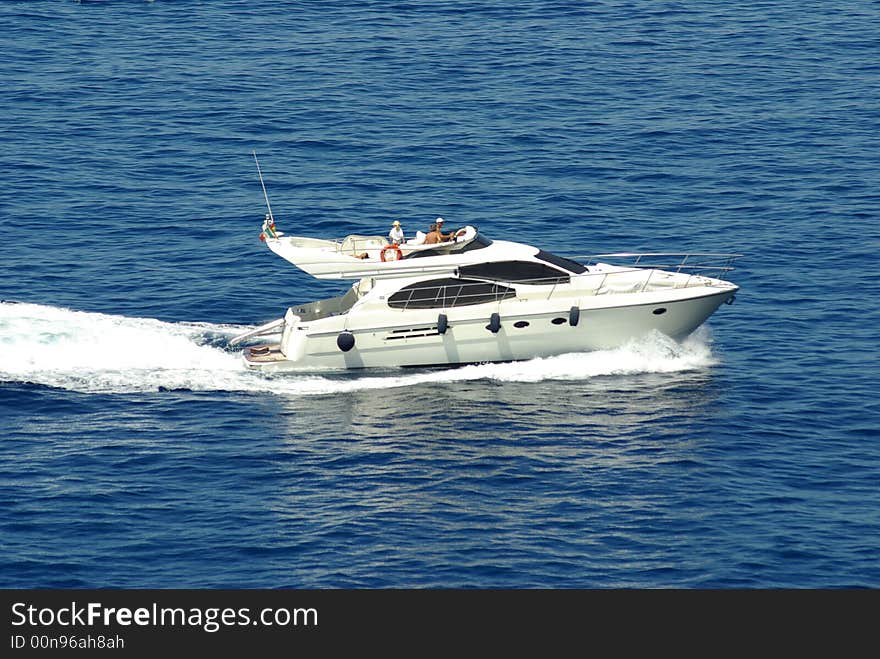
[252,150,275,223]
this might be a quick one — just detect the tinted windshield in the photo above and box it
[535,249,587,274]
[404,232,493,259]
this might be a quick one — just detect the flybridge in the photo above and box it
[262,224,491,279]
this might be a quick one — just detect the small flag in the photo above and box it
[260,214,278,241]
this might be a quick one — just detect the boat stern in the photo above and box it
[240,308,309,370]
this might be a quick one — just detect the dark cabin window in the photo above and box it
[535,250,588,274]
[459,261,569,285]
[387,278,516,309]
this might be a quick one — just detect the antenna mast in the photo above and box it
[253,150,275,223]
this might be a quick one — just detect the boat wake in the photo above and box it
[0,302,718,395]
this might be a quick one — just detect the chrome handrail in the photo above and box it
[575,253,742,278]
[391,281,516,311]
[386,253,740,311]
[580,252,741,265]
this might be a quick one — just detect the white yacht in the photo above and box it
[230,216,740,371]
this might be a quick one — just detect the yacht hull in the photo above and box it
[242,285,736,372]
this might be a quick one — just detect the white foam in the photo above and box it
[0,302,247,394]
[0,302,716,395]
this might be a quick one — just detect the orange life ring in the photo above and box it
[380,244,403,262]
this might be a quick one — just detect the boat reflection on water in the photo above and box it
[241,333,729,587]
[266,331,725,466]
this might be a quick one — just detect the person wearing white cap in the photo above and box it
[425,217,454,244]
[388,220,404,245]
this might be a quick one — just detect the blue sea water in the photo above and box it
[1,0,879,589]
